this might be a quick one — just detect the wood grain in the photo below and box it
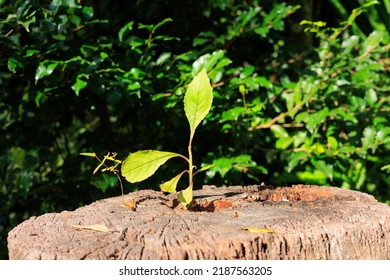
[7,185,390,259]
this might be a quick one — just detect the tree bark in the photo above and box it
[7,185,390,260]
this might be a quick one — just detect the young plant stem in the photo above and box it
[187,137,194,188]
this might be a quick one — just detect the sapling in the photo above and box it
[121,68,213,205]
[82,69,214,205]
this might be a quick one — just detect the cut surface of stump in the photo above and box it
[7,185,390,260]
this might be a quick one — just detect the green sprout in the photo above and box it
[82,69,214,206]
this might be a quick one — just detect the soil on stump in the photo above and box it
[7,184,390,260]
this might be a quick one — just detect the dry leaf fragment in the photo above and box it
[241,227,275,234]
[69,224,111,232]
[123,200,137,211]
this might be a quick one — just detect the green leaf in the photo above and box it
[297,169,327,185]
[160,172,185,193]
[80,152,96,157]
[365,89,378,106]
[270,124,289,138]
[118,21,134,42]
[208,157,234,178]
[362,30,382,53]
[275,137,293,150]
[208,155,258,178]
[82,6,94,19]
[312,160,333,181]
[306,108,329,133]
[178,186,193,205]
[381,165,390,173]
[220,106,246,122]
[195,164,214,174]
[342,35,359,54]
[184,68,213,139]
[192,50,225,75]
[152,18,173,32]
[91,173,117,193]
[8,57,23,73]
[293,131,307,148]
[10,147,26,168]
[327,136,338,150]
[72,74,88,96]
[329,108,358,123]
[254,26,269,37]
[287,151,308,172]
[35,62,58,84]
[121,150,182,183]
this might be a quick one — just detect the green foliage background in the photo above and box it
[1,0,389,259]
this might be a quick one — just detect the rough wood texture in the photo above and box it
[7,185,390,260]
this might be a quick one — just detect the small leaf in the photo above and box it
[80,152,97,157]
[160,172,185,193]
[72,75,88,96]
[184,68,213,139]
[311,160,333,181]
[69,224,110,232]
[275,137,293,150]
[35,62,58,84]
[241,227,275,233]
[8,57,22,73]
[195,164,214,174]
[342,35,359,54]
[287,151,309,173]
[121,150,182,183]
[327,136,338,150]
[178,186,193,205]
[10,147,26,168]
[192,50,226,75]
[118,21,134,42]
[152,17,173,32]
[270,124,289,138]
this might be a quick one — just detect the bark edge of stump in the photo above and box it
[7,184,390,260]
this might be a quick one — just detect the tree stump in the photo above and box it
[7,185,390,260]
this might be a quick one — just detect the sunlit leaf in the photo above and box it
[160,172,185,193]
[121,150,181,183]
[327,136,338,150]
[342,35,359,54]
[192,50,226,75]
[270,124,288,138]
[178,186,193,205]
[287,151,309,173]
[220,107,246,122]
[8,57,22,73]
[184,68,213,139]
[195,164,214,174]
[72,74,88,96]
[35,62,58,84]
[208,155,257,179]
[80,152,96,157]
[118,21,134,42]
[311,160,333,181]
[275,137,293,150]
